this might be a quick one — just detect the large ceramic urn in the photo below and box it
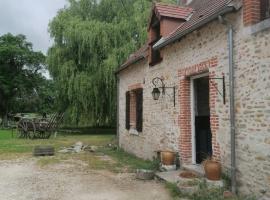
[160,151,175,165]
[203,160,222,181]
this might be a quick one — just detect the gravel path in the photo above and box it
[0,158,172,200]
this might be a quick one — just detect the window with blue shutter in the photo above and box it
[125,91,130,130]
[135,88,143,132]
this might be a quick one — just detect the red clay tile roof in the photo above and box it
[154,3,193,20]
[188,0,216,9]
[154,0,237,49]
[168,0,232,38]
[117,0,238,73]
[116,44,148,73]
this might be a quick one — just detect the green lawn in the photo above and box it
[0,129,156,172]
[0,129,115,159]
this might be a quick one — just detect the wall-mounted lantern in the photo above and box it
[151,77,176,107]
[152,87,161,100]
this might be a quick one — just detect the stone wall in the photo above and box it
[232,12,270,197]
[118,9,270,198]
[118,58,180,160]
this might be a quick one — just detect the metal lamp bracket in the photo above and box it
[208,75,226,104]
[152,77,176,107]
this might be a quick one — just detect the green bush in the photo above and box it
[165,183,182,199]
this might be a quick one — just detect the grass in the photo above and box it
[0,129,158,173]
[37,156,63,166]
[60,126,115,135]
[189,181,256,200]
[166,180,256,200]
[0,129,115,158]
[165,183,182,199]
[99,147,160,172]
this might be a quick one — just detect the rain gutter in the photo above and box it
[115,56,145,74]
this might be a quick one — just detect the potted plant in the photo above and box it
[203,157,222,181]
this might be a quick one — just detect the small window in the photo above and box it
[261,0,270,20]
[149,47,162,66]
[125,88,143,132]
[149,23,162,66]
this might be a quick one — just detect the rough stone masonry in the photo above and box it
[117,1,270,198]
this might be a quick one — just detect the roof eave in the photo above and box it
[153,6,236,50]
[115,56,145,75]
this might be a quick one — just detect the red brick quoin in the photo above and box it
[178,56,221,164]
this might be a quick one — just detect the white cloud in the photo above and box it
[0,0,67,54]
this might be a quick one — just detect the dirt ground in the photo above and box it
[0,158,172,200]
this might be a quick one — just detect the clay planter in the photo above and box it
[203,160,222,181]
[160,151,175,165]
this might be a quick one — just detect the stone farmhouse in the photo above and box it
[115,0,270,197]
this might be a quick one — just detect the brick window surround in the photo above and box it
[178,57,221,164]
[126,83,143,132]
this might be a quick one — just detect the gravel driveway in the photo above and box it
[0,158,172,200]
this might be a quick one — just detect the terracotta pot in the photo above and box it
[161,151,175,165]
[204,160,222,181]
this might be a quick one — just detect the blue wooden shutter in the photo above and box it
[136,88,143,132]
[126,91,130,130]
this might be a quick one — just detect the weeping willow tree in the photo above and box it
[47,0,176,127]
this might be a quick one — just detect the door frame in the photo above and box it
[190,72,209,164]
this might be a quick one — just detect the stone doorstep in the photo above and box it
[155,165,204,184]
[155,170,182,184]
[155,168,224,196]
[155,170,202,195]
[155,169,203,185]
[160,164,177,171]
[182,164,205,177]
[181,165,224,188]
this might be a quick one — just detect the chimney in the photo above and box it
[243,0,261,26]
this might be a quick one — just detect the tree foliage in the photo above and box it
[0,33,51,123]
[47,0,176,127]
[13,78,56,114]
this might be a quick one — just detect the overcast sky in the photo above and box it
[0,0,67,54]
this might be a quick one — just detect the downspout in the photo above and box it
[116,74,120,147]
[228,24,236,194]
[218,15,236,194]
